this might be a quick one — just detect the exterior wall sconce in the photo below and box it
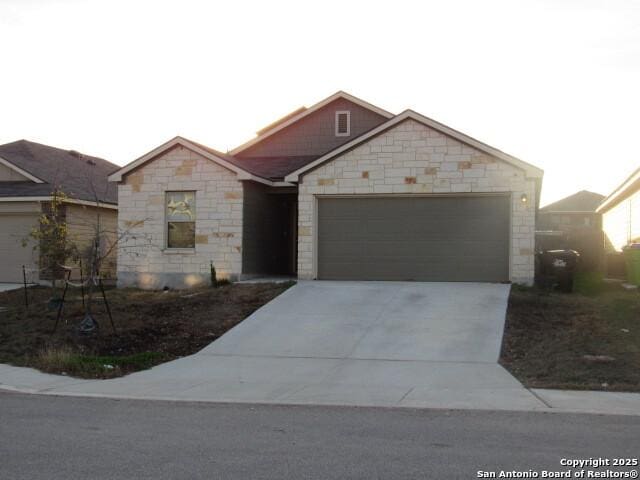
[520,193,528,204]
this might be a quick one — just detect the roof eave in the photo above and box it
[540,210,600,214]
[0,196,118,209]
[596,168,640,213]
[109,136,291,187]
[108,136,259,183]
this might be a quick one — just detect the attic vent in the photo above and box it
[68,150,83,158]
[335,111,350,137]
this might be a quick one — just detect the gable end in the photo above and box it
[285,110,543,182]
[230,91,393,157]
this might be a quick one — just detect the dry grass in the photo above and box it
[500,278,640,392]
[36,345,75,370]
[0,282,294,378]
[31,345,170,378]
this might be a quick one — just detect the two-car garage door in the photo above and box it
[317,196,510,282]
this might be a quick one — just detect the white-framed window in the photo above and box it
[166,191,196,249]
[335,110,351,137]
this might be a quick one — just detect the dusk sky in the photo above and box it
[1,0,638,205]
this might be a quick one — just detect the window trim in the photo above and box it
[165,190,197,250]
[335,110,351,137]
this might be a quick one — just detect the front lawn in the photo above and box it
[500,275,640,392]
[0,281,294,379]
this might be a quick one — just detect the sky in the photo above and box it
[0,0,638,206]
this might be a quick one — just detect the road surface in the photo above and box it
[1,391,638,479]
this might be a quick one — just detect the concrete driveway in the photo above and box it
[3,281,547,411]
[204,281,509,363]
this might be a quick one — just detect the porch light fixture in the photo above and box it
[520,193,528,204]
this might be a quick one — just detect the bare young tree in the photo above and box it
[70,161,162,333]
[25,153,156,333]
[24,189,79,298]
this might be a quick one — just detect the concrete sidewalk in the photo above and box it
[0,283,25,292]
[1,361,639,415]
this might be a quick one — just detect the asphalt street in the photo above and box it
[1,391,638,480]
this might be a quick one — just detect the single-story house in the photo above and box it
[0,140,118,283]
[597,167,640,251]
[109,91,543,289]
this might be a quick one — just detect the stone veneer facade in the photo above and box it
[297,119,537,285]
[117,145,243,289]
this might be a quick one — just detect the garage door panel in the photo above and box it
[319,222,368,241]
[317,196,509,282]
[320,242,368,259]
[0,214,39,283]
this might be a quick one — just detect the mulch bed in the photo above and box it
[0,282,294,378]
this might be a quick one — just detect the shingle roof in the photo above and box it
[232,156,320,181]
[183,138,318,181]
[182,138,268,178]
[540,190,605,213]
[0,140,118,204]
[0,182,58,197]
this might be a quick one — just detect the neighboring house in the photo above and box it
[597,167,640,251]
[0,140,118,283]
[538,190,605,231]
[109,91,543,289]
[537,190,606,271]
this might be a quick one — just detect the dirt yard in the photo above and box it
[0,282,294,379]
[501,275,640,392]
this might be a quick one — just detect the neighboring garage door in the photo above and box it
[0,214,39,283]
[317,195,510,282]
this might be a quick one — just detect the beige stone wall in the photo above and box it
[65,204,118,279]
[116,145,243,289]
[297,119,537,284]
[603,189,640,251]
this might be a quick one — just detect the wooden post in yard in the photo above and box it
[22,265,28,308]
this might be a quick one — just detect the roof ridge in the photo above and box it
[0,139,118,204]
[256,106,308,135]
[5,139,119,169]
[540,190,606,211]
